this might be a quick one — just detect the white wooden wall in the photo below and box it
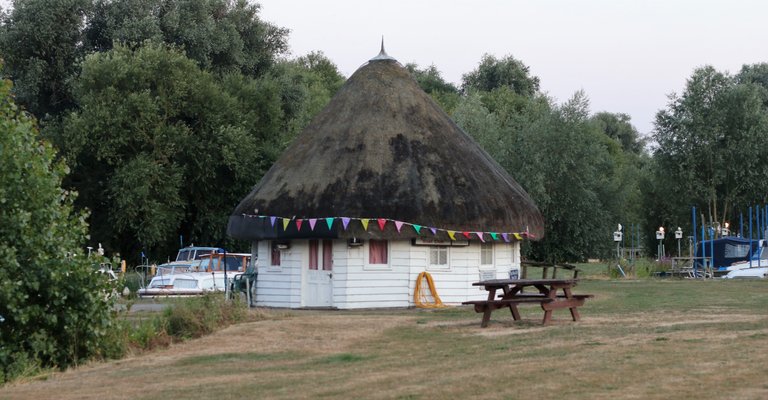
[251,239,521,309]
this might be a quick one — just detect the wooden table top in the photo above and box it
[472,278,577,287]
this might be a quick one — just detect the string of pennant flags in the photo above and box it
[240,213,533,242]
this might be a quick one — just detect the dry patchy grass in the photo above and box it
[3,280,768,400]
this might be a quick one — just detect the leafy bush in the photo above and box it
[0,78,118,384]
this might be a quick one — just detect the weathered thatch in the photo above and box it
[228,51,544,241]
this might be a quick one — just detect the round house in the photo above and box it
[227,46,544,308]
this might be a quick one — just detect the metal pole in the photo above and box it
[749,206,753,268]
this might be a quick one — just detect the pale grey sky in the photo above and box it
[258,0,767,136]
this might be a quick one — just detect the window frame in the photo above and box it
[480,242,494,268]
[365,239,391,270]
[427,245,450,270]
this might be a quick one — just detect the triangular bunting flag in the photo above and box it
[342,217,351,230]
[502,233,510,242]
[296,219,303,231]
[270,216,277,227]
[447,230,456,240]
[325,217,334,230]
[413,224,422,235]
[395,221,404,233]
[377,218,387,231]
[361,219,370,231]
[430,227,438,235]
[490,232,498,241]
[513,233,522,240]
[462,231,472,240]
[475,232,485,242]
[282,218,290,231]
[308,218,317,231]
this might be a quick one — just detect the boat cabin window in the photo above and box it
[174,279,198,289]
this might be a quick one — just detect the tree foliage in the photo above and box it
[405,62,460,113]
[0,0,91,117]
[652,66,768,230]
[53,42,288,259]
[0,79,115,383]
[461,54,540,97]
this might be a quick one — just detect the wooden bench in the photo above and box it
[498,293,594,300]
[463,298,554,313]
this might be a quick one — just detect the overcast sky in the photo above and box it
[258,0,767,136]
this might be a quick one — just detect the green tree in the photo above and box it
[0,78,115,382]
[653,66,768,230]
[0,0,91,117]
[591,112,646,154]
[405,63,461,114]
[53,43,286,260]
[85,0,289,77]
[457,87,629,261]
[461,54,540,96]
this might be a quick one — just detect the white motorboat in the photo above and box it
[138,252,251,297]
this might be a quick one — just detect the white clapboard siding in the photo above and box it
[250,238,523,309]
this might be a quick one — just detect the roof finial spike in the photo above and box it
[370,35,395,61]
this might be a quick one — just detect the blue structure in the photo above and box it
[694,237,762,273]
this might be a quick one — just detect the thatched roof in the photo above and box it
[228,51,544,241]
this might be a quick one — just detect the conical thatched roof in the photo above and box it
[228,51,544,241]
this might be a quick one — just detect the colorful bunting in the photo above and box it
[249,213,531,242]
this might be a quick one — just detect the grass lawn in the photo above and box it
[3,278,768,399]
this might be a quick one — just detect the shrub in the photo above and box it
[0,78,118,383]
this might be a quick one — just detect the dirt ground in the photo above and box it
[2,308,768,400]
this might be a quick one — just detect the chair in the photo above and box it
[231,265,257,306]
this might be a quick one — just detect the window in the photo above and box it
[510,242,519,264]
[429,246,448,267]
[271,242,281,266]
[481,243,494,266]
[322,240,333,270]
[309,240,319,270]
[369,240,388,264]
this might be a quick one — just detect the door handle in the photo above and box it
[328,273,332,279]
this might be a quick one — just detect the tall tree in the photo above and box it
[653,66,768,229]
[461,54,540,97]
[0,0,91,117]
[85,0,289,77]
[53,43,286,260]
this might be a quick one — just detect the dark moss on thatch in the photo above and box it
[228,56,544,241]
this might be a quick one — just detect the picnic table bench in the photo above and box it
[463,278,593,327]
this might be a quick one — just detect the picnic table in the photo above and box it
[463,278,593,327]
